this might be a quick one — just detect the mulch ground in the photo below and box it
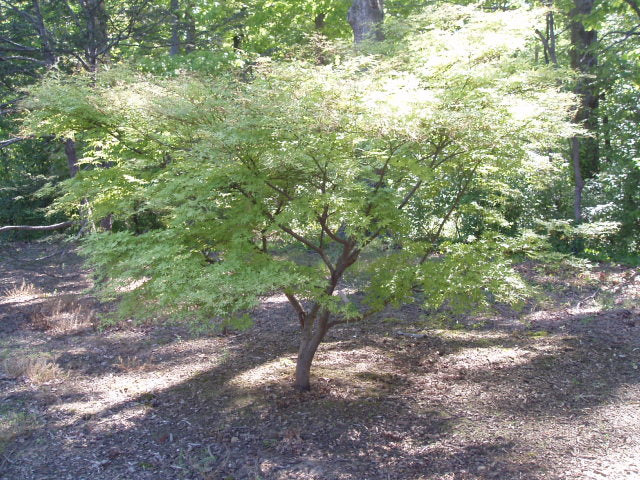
[0,240,639,480]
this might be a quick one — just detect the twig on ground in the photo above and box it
[396,331,428,339]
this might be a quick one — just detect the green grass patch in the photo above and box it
[0,407,40,454]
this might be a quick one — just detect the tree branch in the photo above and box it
[418,161,481,265]
[285,292,306,327]
[398,179,423,210]
[231,183,336,275]
[0,36,39,51]
[0,55,48,65]
[277,224,336,276]
[0,221,73,234]
[0,137,29,149]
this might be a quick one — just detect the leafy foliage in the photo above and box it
[22,5,577,330]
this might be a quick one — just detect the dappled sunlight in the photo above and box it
[114,276,150,293]
[443,343,553,371]
[50,336,229,421]
[229,345,400,397]
[315,345,393,372]
[1,280,44,303]
[2,246,639,480]
[229,355,296,389]
[260,293,290,305]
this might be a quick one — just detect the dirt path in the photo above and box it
[1,241,639,480]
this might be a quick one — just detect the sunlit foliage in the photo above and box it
[21,5,577,329]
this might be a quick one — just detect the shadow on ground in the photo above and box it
[1,243,639,479]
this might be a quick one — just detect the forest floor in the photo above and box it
[0,240,639,480]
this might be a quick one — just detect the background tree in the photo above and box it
[348,0,384,43]
[569,0,598,224]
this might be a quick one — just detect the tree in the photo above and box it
[22,4,576,390]
[0,0,170,234]
[569,0,598,224]
[348,0,384,43]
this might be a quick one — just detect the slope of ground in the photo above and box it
[0,240,639,480]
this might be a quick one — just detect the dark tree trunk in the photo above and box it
[170,0,180,56]
[65,138,79,177]
[545,4,557,66]
[233,33,243,50]
[84,0,109,71]
[571,137,585,223]
[347,0,384,43]
[185,8,197,53]
[569,0,598,224]
[100,213,113,231]
[535,2,558,66]
[314,13,326,31]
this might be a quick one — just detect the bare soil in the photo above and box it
[0,240,639,480]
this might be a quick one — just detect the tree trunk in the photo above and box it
[185,8,197,53]
[571,136,585,223]
[170,0,180,56]
[85,0,109,71]
[569,0,598,225]
[347,0,384,43]
[314,13,326,31]
[294,309,329,391]
[546,6,557,65]
[65,138,79,177]
[294,341,317,392]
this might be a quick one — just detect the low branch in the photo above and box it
[0,55,48,65]
[534,29,557,65]
[0,137,28,148]
[285,292,306,327]
[0,221,73,234]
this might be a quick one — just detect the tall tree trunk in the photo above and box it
[536,7,557,66]
[184,8,196,53]
[571,137,585,223]
[546,4,557,65]
[569,0,598,224]
[170,0,180,56]
[84,0,109,71]
[347,0,384,43]
[65,138,79,177]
